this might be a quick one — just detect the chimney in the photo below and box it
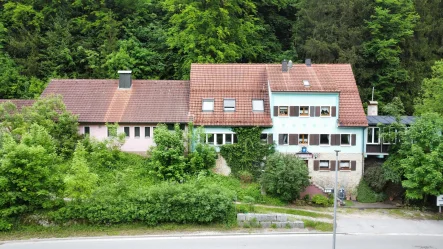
[305,58,312,67]
[118,70,132,89]
[367,101,378,116]
[282,59,288,72]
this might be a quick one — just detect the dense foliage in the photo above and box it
[1,0,442,114]
[356,180,386,203]
[53,180,235,226]
[364,166,387,193]
[260,153,310,202]
[220,127,274,178]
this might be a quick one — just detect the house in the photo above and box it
[41,71,191,154]
[1,61,369,190]
[190,60,368,190]
[0,99,35,110]
[365,101,415,158]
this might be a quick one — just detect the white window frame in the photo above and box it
[320,106,331,117]
[124,126,130,137]
[252,99,264,112]
[319,160,330,169]
[278,106,289,117]
[225,134,233,144]
[202,99,214,112]
[339,160,351,169]
[224,99,236,112]
[319,134,330,145]
[299,134,309,145]
[340,134,351,146]
[280,134,289,145]
[367,127,380,144]
[299,106,309,117]
[145,127,151,138]
[134,126,140,138]
[84,126,90,135]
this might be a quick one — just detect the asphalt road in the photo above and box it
[1,234,442,249]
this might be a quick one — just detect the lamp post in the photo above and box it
[332,150,340,249]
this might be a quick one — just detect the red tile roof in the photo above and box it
[42,80,190,123]
[0,99,35,109]
[190,64,273,126]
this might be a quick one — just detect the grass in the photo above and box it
[0,223,235,241]
[344,200,354,206]
[250,206,333,219]
[301,219,333,232]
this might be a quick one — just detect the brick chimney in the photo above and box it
[118,70,132,89]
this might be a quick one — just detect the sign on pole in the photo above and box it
[437,195,443,213]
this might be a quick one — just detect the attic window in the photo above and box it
[252,99,264,112]
[202,99,214,112]
[303,80,310,87]
[224,99,236,112]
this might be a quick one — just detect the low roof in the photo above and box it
[367,116,416,126]
[42,80,190,123]
[190,64,273,126]
[0,99,35,109]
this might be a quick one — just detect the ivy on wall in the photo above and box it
[220,127,274,178]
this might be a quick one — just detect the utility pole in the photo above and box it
[332,150,340,249]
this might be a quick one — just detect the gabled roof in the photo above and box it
[189,64,273,126]
[0,99,35,109]
[42,79,190,123]
[367,116,415,126]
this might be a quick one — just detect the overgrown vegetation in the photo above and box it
[260,153,310,202]
[356,180,386,203]
[220,127,274,178]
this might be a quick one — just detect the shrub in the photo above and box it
[357,180,386,203]
[187,143,217,173]
[238,170,254,183]
[311,194,330,207]
[364,166,387,192]
[260,153,310,202]
[53,181,235,226]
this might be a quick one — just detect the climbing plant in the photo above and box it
[220,127,274,179]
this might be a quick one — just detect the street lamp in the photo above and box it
[332,150,340,249]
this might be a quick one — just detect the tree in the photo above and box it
[415,60,443,115]
[148,124,187,181]
[260,153,310,202]
[64,142,98,200]
[363,0,419,105]
[0,124,63,231]
[163,0,265,78]
[383,113,443,200]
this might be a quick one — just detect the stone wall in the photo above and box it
[307,153,364,192]
[237,213,304,229]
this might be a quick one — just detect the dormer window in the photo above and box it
[224,99,236,112]
[202,99,214,112]
[252,99,264,112]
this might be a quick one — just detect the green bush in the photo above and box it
[52,181,235,226]
[260,153,310,202]
[311,194,330,207]
[238,170,254,183]
[364,166,387,193]
[187,143,217,173]
[357,180,386,203]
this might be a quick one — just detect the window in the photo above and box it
[260,133,268,143]
[340,161,350,169]
[279,106,288,116]
[303,80,310,87]
[224,99,236,112]
[233,134,238,143]
[320,134,330,145]
[280,134,288,145]
[145,127,151,138]
[207,134,214,144]
[367,127,380,144]
[124,127,130,137]
[341,134,350,145]
[216,134,223,145]
[299,106,309,116]
[252,100,264,112]
[320,160,329,169]
[299,134,309,144]
[320,106,330,116]
[135,127,140,137]
[202,99,214,112]
[225,134,233,144]
[84,126,90,135]
[167,124,175,130]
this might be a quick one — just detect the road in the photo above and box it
[1,234,442,249]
